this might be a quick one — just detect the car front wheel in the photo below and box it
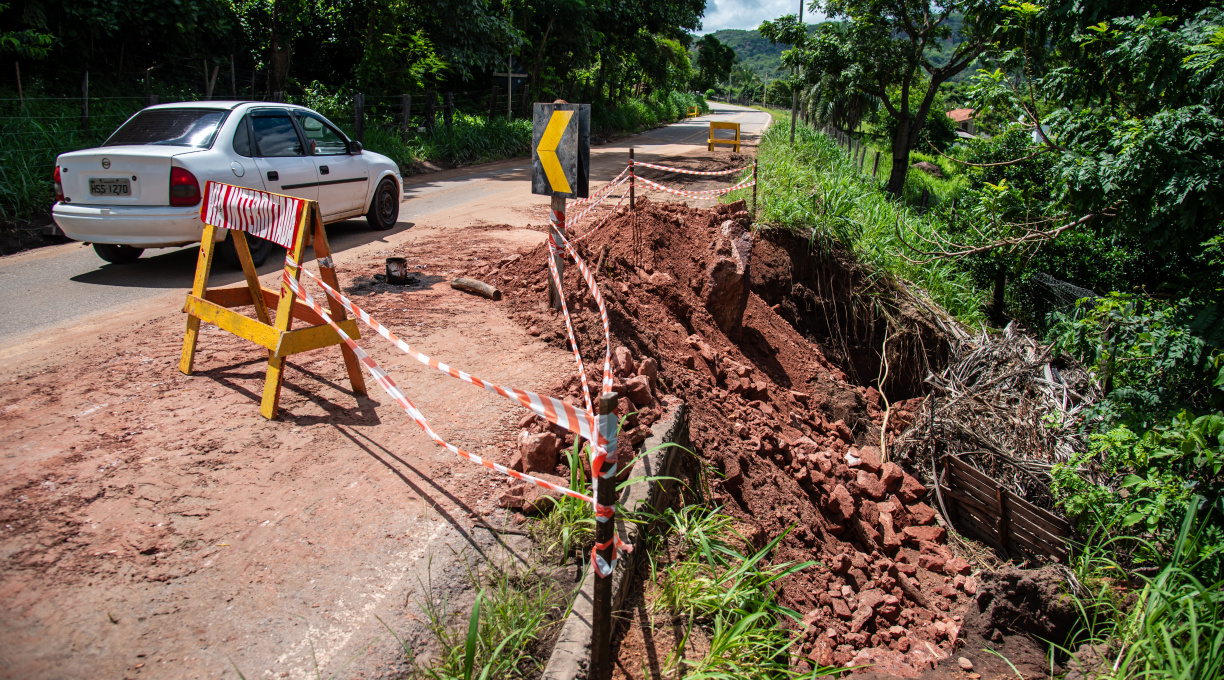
[366,177,399,231]
[93,243,144,264]
[219,232,274,269]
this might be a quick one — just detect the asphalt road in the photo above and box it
[0,102,769,349]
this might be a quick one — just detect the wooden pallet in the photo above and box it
[938,455,1072,562]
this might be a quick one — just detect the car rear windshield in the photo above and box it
[103,109,228,148]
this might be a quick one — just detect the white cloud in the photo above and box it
[696,0,824,33]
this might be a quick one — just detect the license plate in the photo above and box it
[89,178,131,197]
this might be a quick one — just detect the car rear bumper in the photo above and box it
[52,203,220,248]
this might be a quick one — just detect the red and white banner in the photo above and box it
[201,181,305,249]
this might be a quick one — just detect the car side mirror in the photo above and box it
[348,140,363,155]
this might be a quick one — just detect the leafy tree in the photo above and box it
[693,34,734,92]
[955,2,1224,300]
[770,1,1003,196]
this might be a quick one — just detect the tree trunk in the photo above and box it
[530,16,555,94]
[886,115,912,196]
[267,0,293,95]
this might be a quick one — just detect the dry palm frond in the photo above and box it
[891,322,1102,510]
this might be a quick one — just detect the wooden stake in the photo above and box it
[401,94,413,138]
[14,62,22,110]
[81,68,88,129]
[354,93,365,143]
[589,391,619,680]
[752,158,758,215]
[872,151,881,178]
[629,148,635,211]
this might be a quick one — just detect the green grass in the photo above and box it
[529,441,597,565]
[735,118,987,323]
[393,557,562,679]
[1060,504,1224,680]
[641,505,842,679]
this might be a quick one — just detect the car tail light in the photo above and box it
[53,166,64,203]
[169,166,201,207]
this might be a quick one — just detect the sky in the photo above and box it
[696,0,823,34]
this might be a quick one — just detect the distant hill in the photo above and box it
[707,28,798,78]
[708,18,976,83]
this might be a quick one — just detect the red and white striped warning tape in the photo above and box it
[565,173,630,231]
[568,164,632,209]
[279,267,602,512]
[634,174,756,199]
[286,258,600,444]
[570,186,630,245]
[631,160,752,176]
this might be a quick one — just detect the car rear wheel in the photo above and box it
[219,232,275,269]
[93,243,144,264]
[366,177,399,231]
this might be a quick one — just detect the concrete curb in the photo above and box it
[541,397,689,680]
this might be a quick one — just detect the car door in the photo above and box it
[294,111,368,218]
[248,108,319,203]
[226,113,269,192]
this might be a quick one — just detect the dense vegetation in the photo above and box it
[749,1,1222,675]
[0,0,717,227]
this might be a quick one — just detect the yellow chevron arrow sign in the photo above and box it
[537,109,574,194]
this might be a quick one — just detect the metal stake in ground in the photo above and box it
[589,391,619,680]
[752,159,758,215]
[549,195,566,310]
[629,148,635,211]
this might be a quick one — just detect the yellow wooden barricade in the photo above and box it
[708,121,741,152]
[686,106,700,118]
[179,183,366,420]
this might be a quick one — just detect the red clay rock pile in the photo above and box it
[497,197,970,676]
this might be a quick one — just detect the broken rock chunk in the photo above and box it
[519,431,561,473]
[625,375,653,406]
[903,525,946,544]
[827,484,856,521]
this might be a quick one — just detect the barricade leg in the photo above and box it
[260,207,312,420]
[310,214,367,396]
[180,224,219,375]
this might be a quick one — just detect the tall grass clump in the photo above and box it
[642,505,841,679]
[745,120,987,323]
[1062,504,1224,680]
[0,92,146,225]
[399,558,562,679]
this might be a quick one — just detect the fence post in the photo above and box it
[81,68,89,129]
[273,91,283,103]
[401,94,412,138]
[872,151,881,178]
[629,148,635,211]
[444,92,454,129]
[353,93,365,143]
[230,55,237,98]
[489,85,498,120]
[521,84,531,118]
[920,189,929,212]
[15,62,23,110]
[424,89,435,132]
[752,158,758,215]
[548,195,566,311]
[589,391,619,680]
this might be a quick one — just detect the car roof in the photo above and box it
[143,101,312,112]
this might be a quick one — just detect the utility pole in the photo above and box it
[790,0,802,145]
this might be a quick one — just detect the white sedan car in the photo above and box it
[52,101,403,265]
